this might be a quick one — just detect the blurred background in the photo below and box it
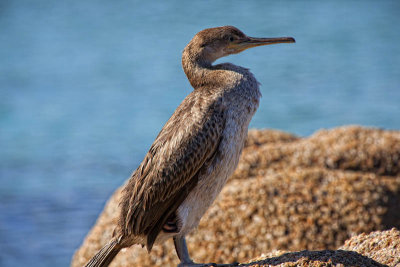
[0,0,399,266]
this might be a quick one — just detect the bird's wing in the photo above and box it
[119,93,226,250]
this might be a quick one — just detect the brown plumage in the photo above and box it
[120,96,225,250]
[84,26,294,267]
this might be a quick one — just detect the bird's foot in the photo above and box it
[177,262,218,267]
[174,236,235,266]
[178,263,239,267]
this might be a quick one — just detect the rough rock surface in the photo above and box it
[240,228,400,266]
[339,228,400,266]
[71,126,400,267]
[241,249,387,267]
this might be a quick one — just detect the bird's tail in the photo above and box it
[84,237,122,267]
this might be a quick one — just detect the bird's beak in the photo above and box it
[232,36,295,53]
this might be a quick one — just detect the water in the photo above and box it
[0,1,399,266]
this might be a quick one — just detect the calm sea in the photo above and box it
[0,1,399,266]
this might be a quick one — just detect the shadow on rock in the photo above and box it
[238,250,387,267]
[381,189,400,230]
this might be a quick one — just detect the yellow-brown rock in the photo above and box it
[71,126,400,267]
[244,248,387,267]
[339,228,400,266]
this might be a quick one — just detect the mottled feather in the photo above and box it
[118,88,226,250]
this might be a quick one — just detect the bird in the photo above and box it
[85,26,295,267]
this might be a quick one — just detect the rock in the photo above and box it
[243,249,386,267]
[71,126,400,267]
[339,228,400,266]
[234,126,400,180]
[241,228,400,267]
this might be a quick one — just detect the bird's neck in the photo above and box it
[182,46,226,89]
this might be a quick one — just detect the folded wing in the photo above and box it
[119,94,226,250]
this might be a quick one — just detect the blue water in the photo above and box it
[0,1,399,266]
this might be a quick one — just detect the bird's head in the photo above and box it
[186,26,295,64]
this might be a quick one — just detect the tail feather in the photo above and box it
[85,238,122,267]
